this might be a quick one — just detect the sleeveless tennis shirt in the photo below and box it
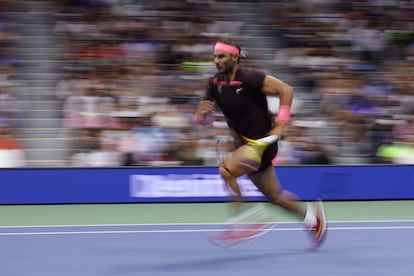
[204,68,277,171]
[204,68,273,139]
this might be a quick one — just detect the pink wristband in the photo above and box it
[275,105,291,123]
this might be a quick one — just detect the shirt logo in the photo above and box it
[236,87,244,94]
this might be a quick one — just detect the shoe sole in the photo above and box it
[309,200,327,249]
[210,223,275,247]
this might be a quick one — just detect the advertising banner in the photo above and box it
[0,165,413,204]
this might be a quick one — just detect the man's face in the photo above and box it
[213,51,237,73]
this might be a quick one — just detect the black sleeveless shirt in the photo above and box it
[204,68,273,140]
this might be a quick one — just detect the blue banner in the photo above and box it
[0,165,413,204]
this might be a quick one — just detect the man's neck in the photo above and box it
[224,65,239,83]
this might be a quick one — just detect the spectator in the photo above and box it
[0,126,26,167]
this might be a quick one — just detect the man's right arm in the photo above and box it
[193,78,216,126]
[193,99,215,125]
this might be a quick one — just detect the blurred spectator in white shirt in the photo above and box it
[0,125,26,167]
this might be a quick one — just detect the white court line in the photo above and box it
[1,224,414,236]
[1,219,414,229]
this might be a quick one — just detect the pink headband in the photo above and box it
[214,42,240,56]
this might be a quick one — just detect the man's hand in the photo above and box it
[268,123,286,137]
[194,100,215,125]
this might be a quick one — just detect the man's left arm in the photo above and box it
[261,75,293,137]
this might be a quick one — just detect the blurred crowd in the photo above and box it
[266,0,414,165]
[0,0,413,167]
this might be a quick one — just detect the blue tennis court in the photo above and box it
[1,220,413,276]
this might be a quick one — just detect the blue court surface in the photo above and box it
[1,221,413,276]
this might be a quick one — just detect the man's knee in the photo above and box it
[219,164,234,182]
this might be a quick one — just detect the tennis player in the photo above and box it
[194,39,327,248]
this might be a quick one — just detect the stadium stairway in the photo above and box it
[13,1,74,167]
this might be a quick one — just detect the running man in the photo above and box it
[194,39,327,248]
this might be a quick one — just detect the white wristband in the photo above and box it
[257,135,279,144]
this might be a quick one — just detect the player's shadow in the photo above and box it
[163,250,308,271]
[114,248,311,273]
